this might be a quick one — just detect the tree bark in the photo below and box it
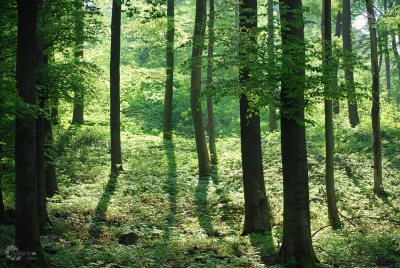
[322,0,341,230]
[15,0,48,265]
[72,1,84,125]
[163,0,175,140]
[366,0,385,196]
[36,44,48,234]
[0,180,8,224]
[44,109,58,198]
[342,0,360,127]
[384,0,391,96]
[207,0,217,166]
[268,0,277,132]
[239,0,272,236]
[333,11,342,115]
[279,0,318,266]
[190,0,211,177]
[110,0,123,173]
[389,2,400,81]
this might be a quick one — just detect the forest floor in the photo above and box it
[1,96,400,267]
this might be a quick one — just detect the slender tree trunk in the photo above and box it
[44,107,58,198]
[333,11,342,115]
[322,0,341,230]
[191,0,211,177]
[207,0,217,166]
[110,0,123,173]
[366,0,385,196]
[51,98,59,125]
[163,0,175,140]
[239,0,272,235]
[391,35,400,80]
[15,0,48,265]
[0,180,8,224]
[342,0,360,127]
[72,1,84,124]
[279,0,318,266]
[36,44,48,233]
[268,0,277,131]
[384,0,391,96]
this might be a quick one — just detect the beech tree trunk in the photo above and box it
[342,0,360,127]
[207,0,217,166]
[333,11,342,115]
[279,0,318,266]
[366,0,385,196]
[163,0,175,140]
[190,0,211,177]
[15,0,48,265]
[239,0,271,236]
[72,1,84,125]
[110,0,123,173]
[322,0,341,230]
[268,0,277,132]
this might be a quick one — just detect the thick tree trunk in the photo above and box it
[366,0,385,196]
[190,0,211,177]
[15,0,48,265]
[342,0,360,127]
[207,0,217,166]
[333,11,342,115]
[72,1,84,125]
[163,0,175,140]
[268,0,277,132]
[322,0,341,230]
[239,0,271,236]
[110,0,123,173]
[279,0,318,266]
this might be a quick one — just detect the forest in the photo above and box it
[0,0,400,267]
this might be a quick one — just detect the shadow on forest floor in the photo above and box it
[195,176,217,236]
[249,232,277,266]
[162,140,177,242]
[88,173,118,242]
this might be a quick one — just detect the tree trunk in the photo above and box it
[384,0,391,96]
[163,0,175,140]
[72,1,84,125]
[110,0,123,173]
[36,46,48,234]
[366,0,385,196]
[207,0,217,166]
[15,0,48,265]
[44,109,58,198]
[267,0,277,132]
[322,0,341,230]
[279,0,318,266]
[190,0,211,177]
[239,0,272,236]
[51,98,59,125]
[333,11,342,115]
[342,0,360,127]
[389,2,400,81]
[0,180,8,224]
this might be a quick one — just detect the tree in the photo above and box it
[207,0,217,166]
[322,0,341,230]
[72,0,85,124]
[239,0,272,235]
[333,11,342,115]
[342,0,360,127]
[190,0,211,177]
[15,0,48,265]
[268,0,278,132]
[163,0,175,140]
[383,0,391,95]
[366,0,385,196]
[110,0,123,173]
[279,0,318,265]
